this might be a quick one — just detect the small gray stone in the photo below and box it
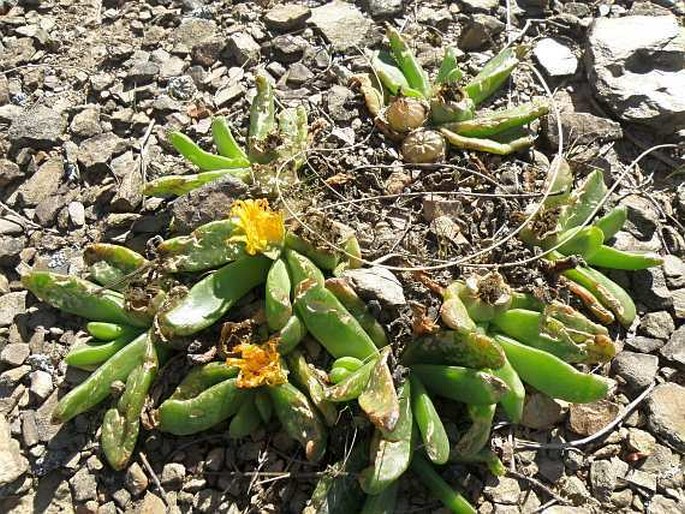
[622,195,659,240]
[343,267,405,307]
[264,4,311,32]
[521,392,564,429]
[624,468,657,492]
[0,417,28,486]
[125,462,149,496]
[646,495,681,514]
[638,311,675,340]
[0,291,27,327]
[170,175,249,234]
[214,83,245,108]
[483,476,521,504]
[69,467,98,502]
[226,33,261,66]
[625,336,665,353]
[0,235,25,264]
[194,489,220,513]
[161,462,186,490]
[8,106,66,148]
[128,61,159,83]
[110,151,143,213]
[138,492,166,514]
[670,288,685,319]
[626,428,656,455]
[612,351,658,391]
[70,106,101,138]
[158,55,187,81]
[534,38,578,76]
[112,488,132,509]
[173,19,217,54]
[662,254,685,289]
[0,159,23,187]
[272,34,308,64]
[67,201,86,227]
[363,0,403,18]
[1,343,30,366]
[21,410,39,447]
[543,111,623,148]
[559,475,591,505]
[460,0,499,11]
[646,383,685,452]
[458,14,505,51]
[11,157,63,207]
[77,132,126,170]
[631,267,673,311]
[590,457,628,501]
[660,325,685,366]
[310,1,374,51]
[29,370,53,400]
[287,62,314,85]
[569,399,620,436]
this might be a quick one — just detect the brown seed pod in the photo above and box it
[385,97,428,133]
[401,129,446,163]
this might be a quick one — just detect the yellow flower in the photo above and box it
[225,339,287,389]
[229,199,285,255]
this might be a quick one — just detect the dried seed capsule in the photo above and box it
[385,97,428,133]
[401,129,446,163]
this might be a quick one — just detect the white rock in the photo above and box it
[534,38,578,76]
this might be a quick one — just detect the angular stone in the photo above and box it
[70,106,101,138]
[160,463,185,491]
[0,417,28,486]
[590,457,628,501]
[170,175,248,234]
[483,476,521,504]
[646,383,685,452]
[625,336,664,354]
[631,267,673,310]
[646,495,681,514]
[77,132,126,169]
[138,492,166,514]
[660,325,685,365]
[569,399,620,436]
[343,266,406,306]
[543,111,623,148]
[226,32,261,66]
[638,311,675,340]
[12,157,63,207]
[521,392,564,429]
[662,254,685,289]
[311,1,374,51]
[534,38,578,76]
[125,462,149,496]
[69,468,98,502]
[670,288,685,319]
[0,291,27,326]
[363,0,403,18]
[173,19,217,54]
[264,4,311,32]
[110,151,143,212]
[626,428,656,456]
[586,15,685,132]
[8,106,66,148]
[29,370,53,400]
[612,351,658,391]
[0,159,23,187]
[458,14,505,51]
[0,343,30,366]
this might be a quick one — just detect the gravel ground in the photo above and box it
[1,0,684,513]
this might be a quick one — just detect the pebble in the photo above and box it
[1,342,30,366]
[637,311,674,340]
[520,392,564,429]
[568,399,619,436]
[646,495,681,514]
[11,156,63,207]
[70,106,102,138]
[646,382,685,453]
[0,417,29,486]
[138,491,166,514]
[77,132,126,170]
[624,468,657,493]
[589,457,628,501]
[660,325,685,366]
[631,267,673,311]
[125,462,149,496]
[69,467,98,502]
[264,4,311,32]
[533,38,578,76]
[205,447,225,472]
[364,0,404,17]
[67,201,86,227]
[226,32,261,66]
[483,476,521,504]
[310,0,374,51]
[626,428,656,455]
[29,370,53,400]
[458,14,505,50]
[670,288,685,319]
[662,254,685,289]
[161,462,186,490]
[8,105,66,148]
[343,266,406,307]
[0,292,27,327]
[172,19,217,55]
[625,335,665,353]
[0,159,23,187]
[611,351,659,392]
